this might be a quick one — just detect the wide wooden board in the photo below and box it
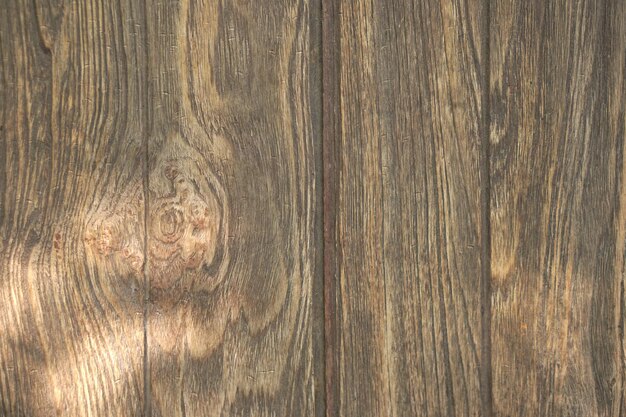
[490,0,626,415]
[143,0,322,415]
[0,1,146,415]
[328,0,486,415]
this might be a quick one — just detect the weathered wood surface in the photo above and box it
[327,0,486,415]
[490,0,626,415]
[0,0,146,415]
[143,0,322,416]
[0,0,322,416]
[2,0,626,416]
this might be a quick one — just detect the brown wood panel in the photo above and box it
[490,0,626,415]
[143,0,322,415]
[330,0,486,415]
[5,0,626,415]
[0,1,146,416]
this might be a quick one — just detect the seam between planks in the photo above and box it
[322,0,341,414]
[311,0,327,415]
[479,0,493,415]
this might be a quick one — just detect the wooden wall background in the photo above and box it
[0,0,624,416]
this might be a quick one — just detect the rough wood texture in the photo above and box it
[330,0,485,415]
[1,0,321,415]
[4,0,626,415]
[143,0,321,416]
[0,1,146,416]
[490,0,626,415]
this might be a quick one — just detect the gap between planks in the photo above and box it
[322,0,341,415]
[479,0,493,415]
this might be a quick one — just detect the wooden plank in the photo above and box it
[0,1,146,416]
[490,0,626,415]
[143,0,322,415]
[331,0,486,415]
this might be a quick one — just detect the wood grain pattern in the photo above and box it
[0,0,146,416]
[1,0,322,415]
[490,0,626,415]
[143,0,322,416]
[3,0,626,415]
[330,0,485,415]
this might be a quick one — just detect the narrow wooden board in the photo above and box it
[0,1,146,416]
[490,0,626,415]
[330,0,486,415]
[143,0,322,415]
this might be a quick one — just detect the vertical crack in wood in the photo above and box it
[143,131,151,417]
[480,0,493,415]
[143,124,151,417]
[141,0,151,414]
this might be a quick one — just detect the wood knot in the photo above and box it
[154,203,186,243]
[84,141,229,292]
[149,160,227,289]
